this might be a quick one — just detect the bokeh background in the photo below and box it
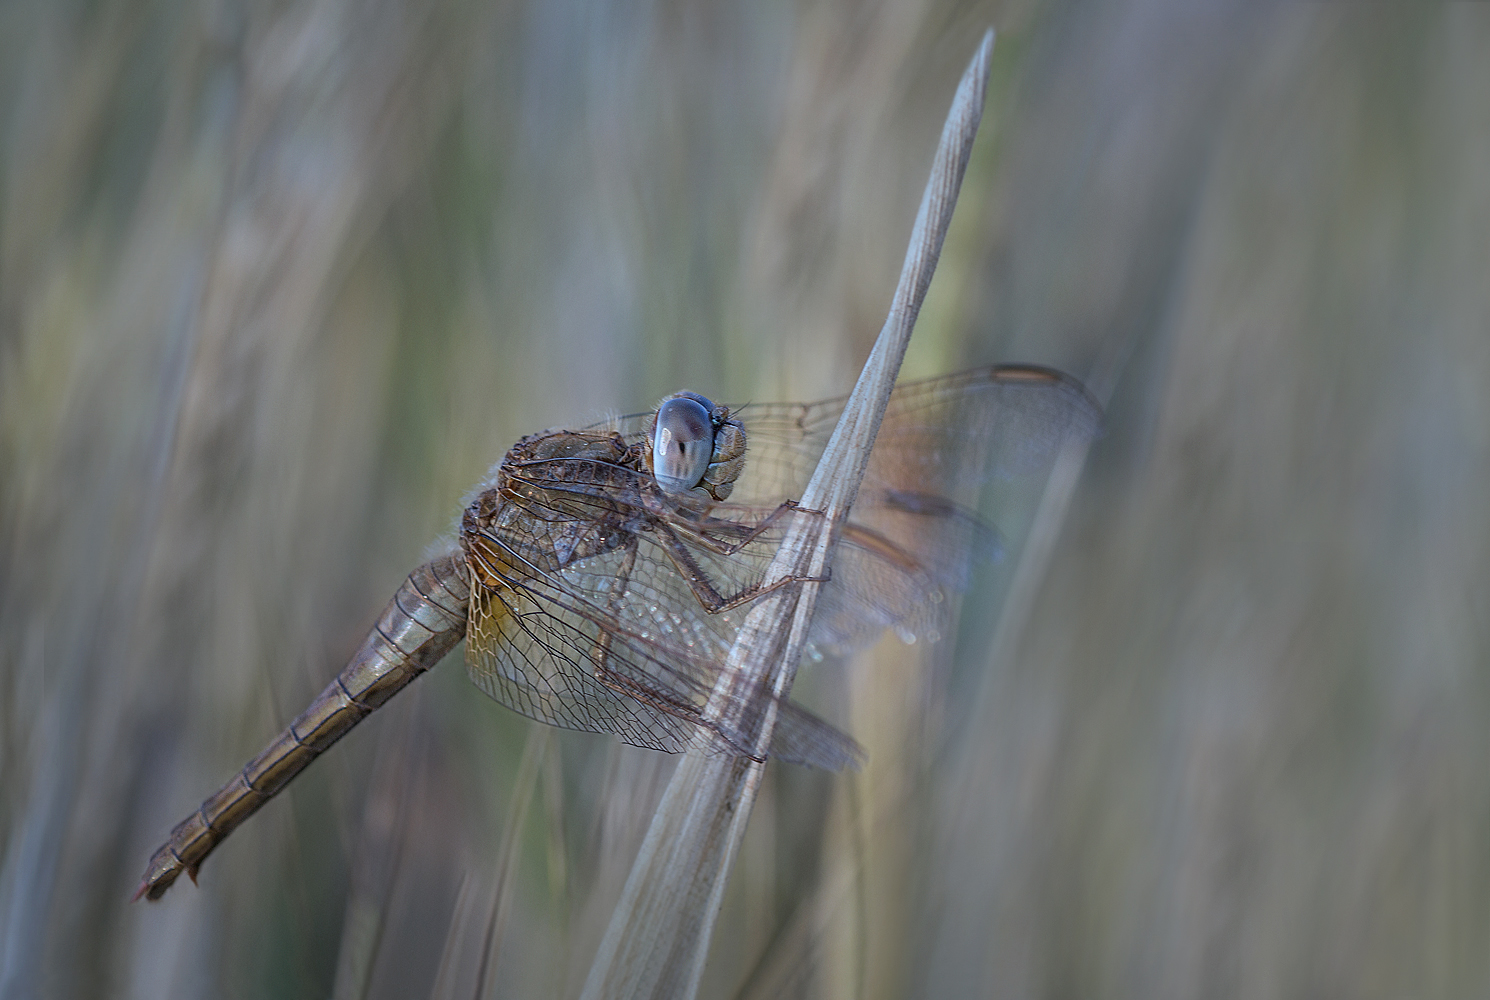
[3,1,1489,998]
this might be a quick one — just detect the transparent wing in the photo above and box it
[464,542,699,753]
[730,365,1100,502]
[608,366,1097,496]
[738,366,1101,656]
[476,366,1100,761]
[463,474,865,769]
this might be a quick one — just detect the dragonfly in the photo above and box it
[135,364,1099,901]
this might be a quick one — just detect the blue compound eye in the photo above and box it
[652,396,714,493]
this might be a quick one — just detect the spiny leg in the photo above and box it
[586,534,637,671]
[586,536,708,726]
[676,500,819,558]
[651,510,831,615]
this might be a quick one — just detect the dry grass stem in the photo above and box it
[579,30,995,1000]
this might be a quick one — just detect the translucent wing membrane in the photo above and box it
[463,458,865,769]
[608,365,1100,505]
[468,365,1097,764]
[604,366,1101,658]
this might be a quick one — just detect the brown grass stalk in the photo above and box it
[578,31,996,1000]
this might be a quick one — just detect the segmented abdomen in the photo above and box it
[134,554,470,901]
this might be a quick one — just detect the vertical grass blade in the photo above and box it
[579,30,996,1000]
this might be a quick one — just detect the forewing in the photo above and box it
[599,367,1098,660]
[731,366,1100,503]
[747,366,1100,656]
[605,367,1098,504]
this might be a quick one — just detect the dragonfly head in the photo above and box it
[648,392,746,502]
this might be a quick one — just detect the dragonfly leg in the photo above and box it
[585,538,688,711]
[651,512,831,615]
[586,534,638,670]
[682,499,821,557]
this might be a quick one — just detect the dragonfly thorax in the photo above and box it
[461,429,644,578]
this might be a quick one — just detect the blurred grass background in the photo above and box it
[2,1,1489,998]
